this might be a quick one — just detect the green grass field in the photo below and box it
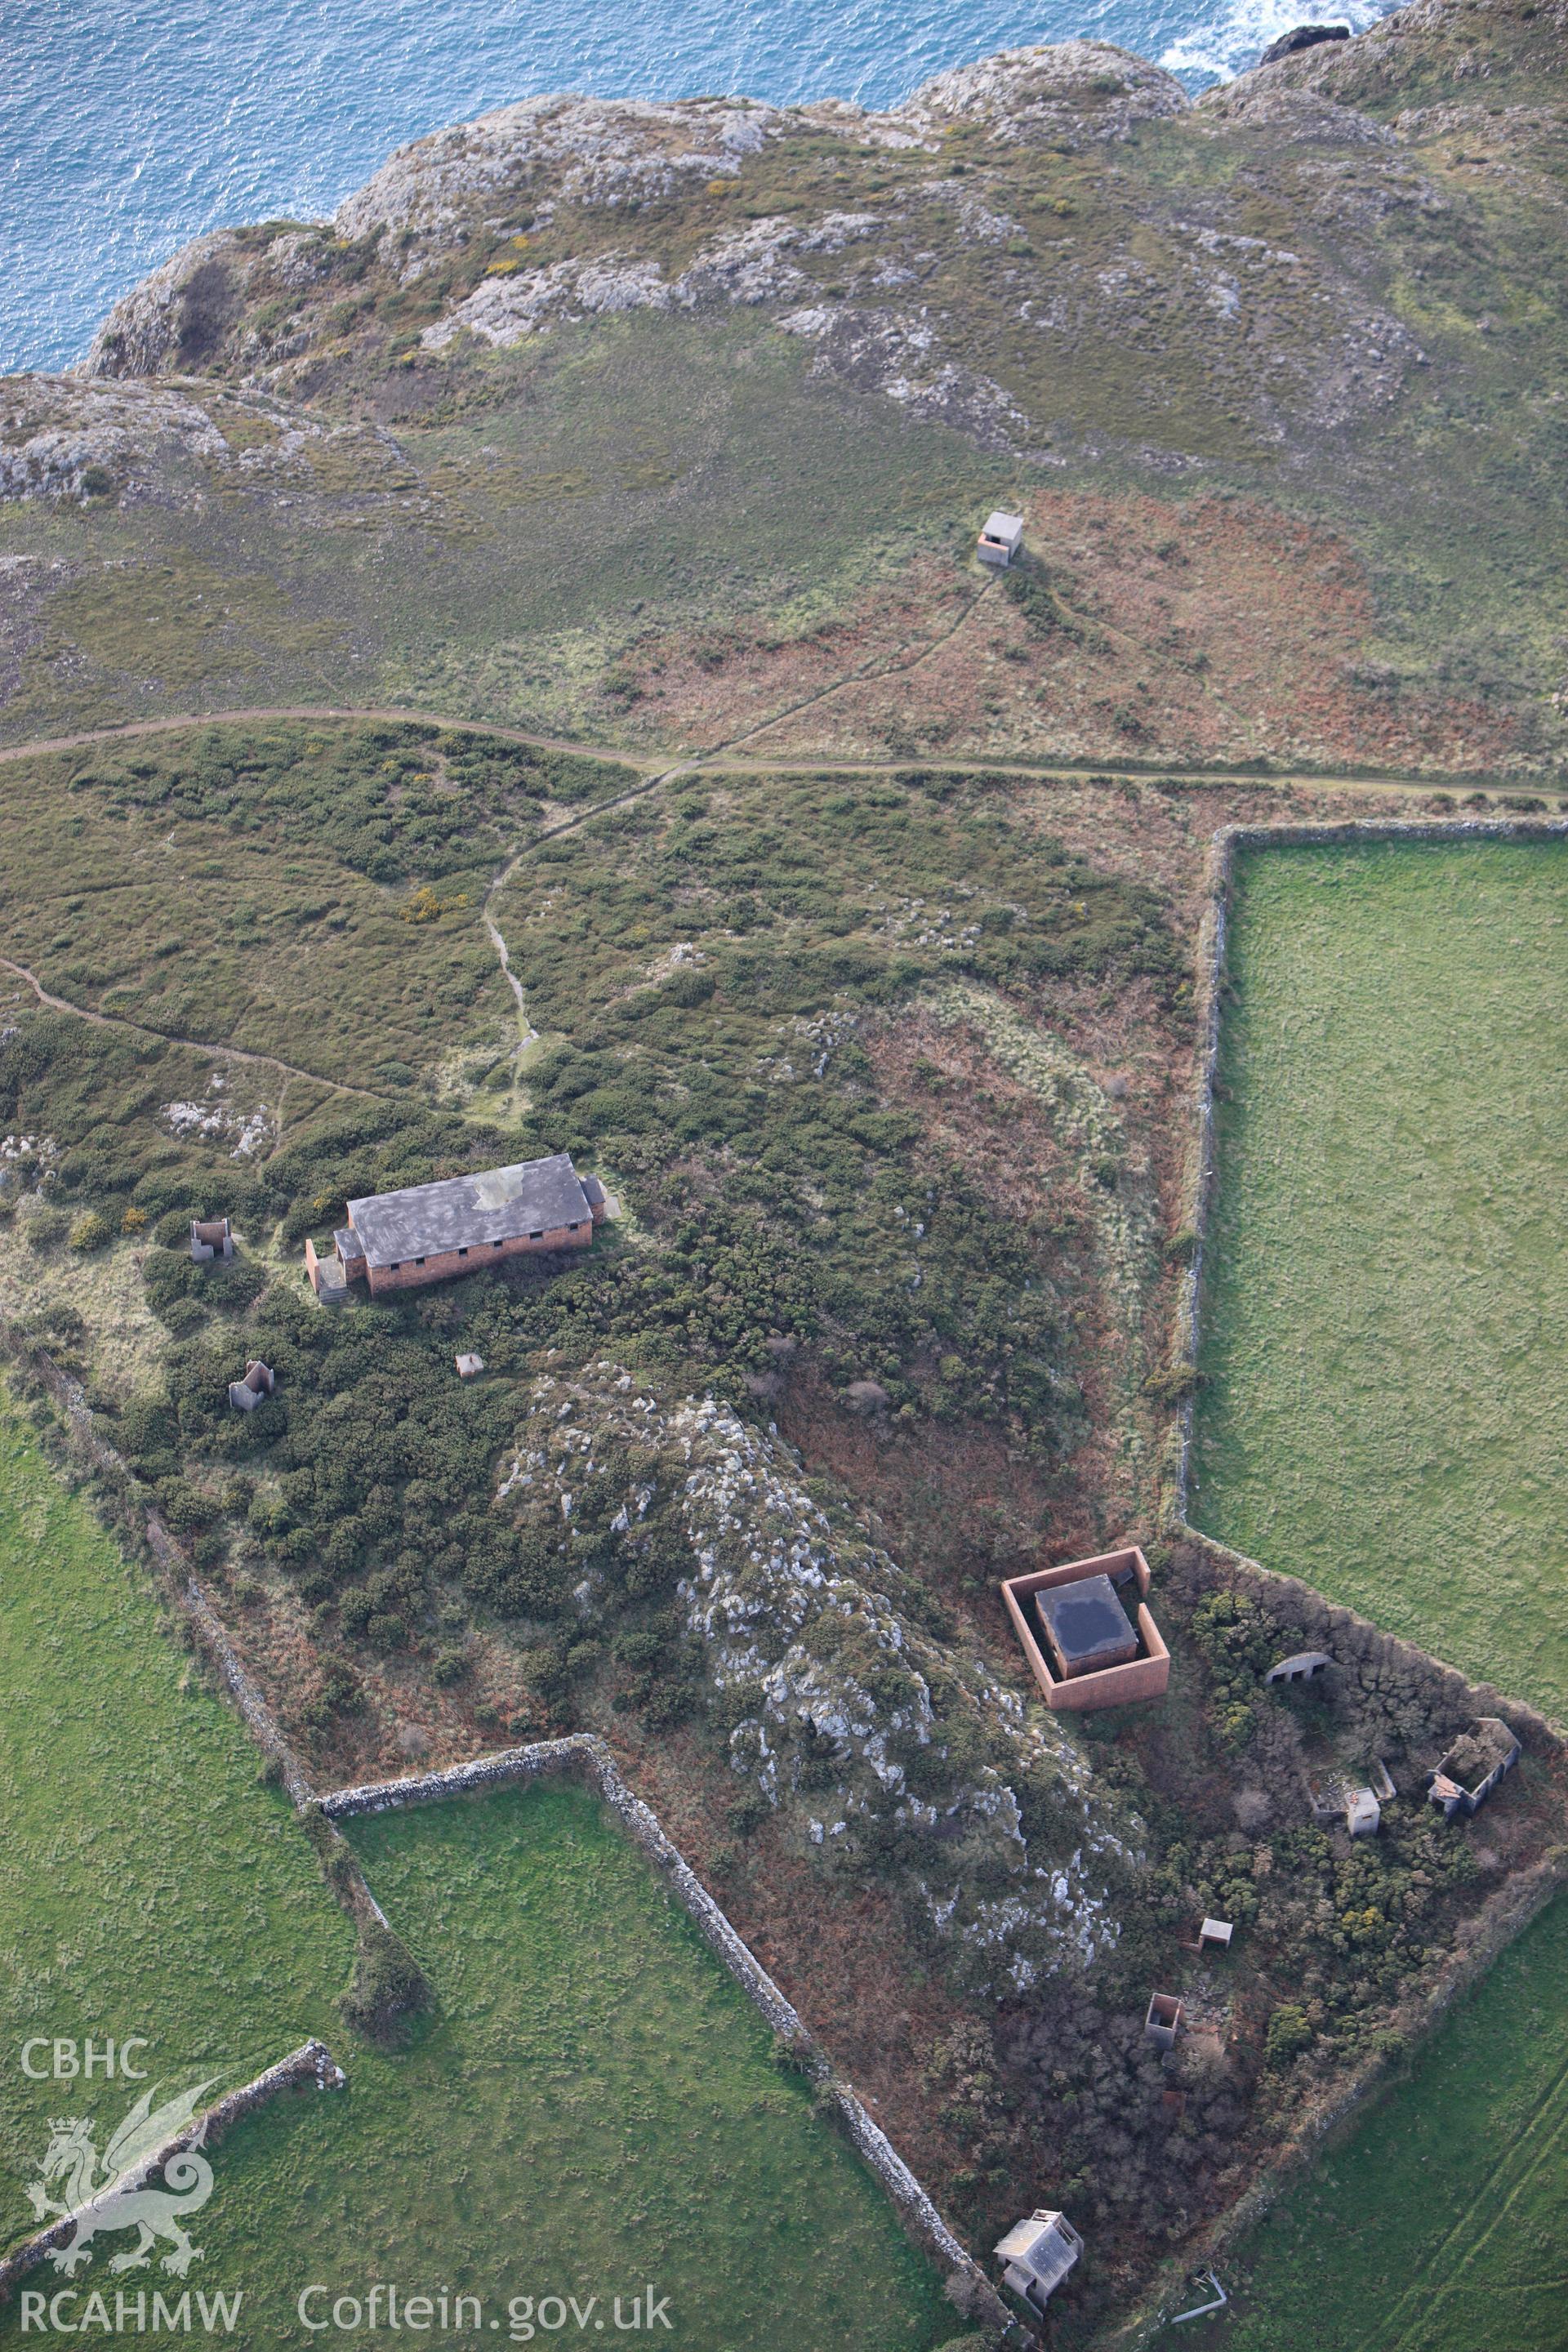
[1194,836,1568,1722]
[0,1396,951,2350]
[1189,835,1568,2352]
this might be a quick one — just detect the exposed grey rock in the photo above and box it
[336,95,783,251]
[897,41,1191,145]
[0,373,225,501]
[421,211,880,351]
[777,305,1029,452]
[497,1361,1140,1994]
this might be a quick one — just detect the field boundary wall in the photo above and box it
[0,1339,1014,2337]
[1113,812,1568,2345]
[321,1744,1013,2329]
[0,2042,344,2299]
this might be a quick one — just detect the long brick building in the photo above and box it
[306,1152,607,1299]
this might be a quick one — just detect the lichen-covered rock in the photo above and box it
[776,306,1029,453]
[496,1361,1140,1994]
[421,212,880,351]
[897,41,1191,144]
[336,96,783,251]
[0,374,226,501]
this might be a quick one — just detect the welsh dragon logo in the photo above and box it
[25,2081,219,2278]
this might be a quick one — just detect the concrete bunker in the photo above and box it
[1265,1650,1333,1686]
[977,510,1025,568]
[1145,1992,1183,2050]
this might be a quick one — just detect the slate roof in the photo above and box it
[345,1154,591,1268]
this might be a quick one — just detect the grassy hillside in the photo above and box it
[1193,837,1568,1720]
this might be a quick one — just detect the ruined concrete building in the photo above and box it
[1429,1717,1521,1818]
[228,1360,274,1412]
[306,1153,608,1299]
[190,1217,234,1263]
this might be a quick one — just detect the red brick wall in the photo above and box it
[364,1222,592,1296]
[1000,1549,1171,1713]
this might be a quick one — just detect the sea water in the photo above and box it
[2,0,1396,373]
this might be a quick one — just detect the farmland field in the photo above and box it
[1193,836,1568,1722]
[1187,835,1568,2352]
[0,1395,951,2349]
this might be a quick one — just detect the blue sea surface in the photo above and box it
[3,0,1396,374]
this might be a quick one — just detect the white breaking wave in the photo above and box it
[1160,0,1392,84]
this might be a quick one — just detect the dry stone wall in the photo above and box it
[0,2042,344,2301]
[1105,812,1568,2342]
[0,1338,1013,2327]
[0,1317,313,1802]
[323,1738,1015,2331]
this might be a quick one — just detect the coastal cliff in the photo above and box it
[0,0,1563,769]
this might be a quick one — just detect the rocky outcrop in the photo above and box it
[1257,22,1352,67]
[496,1362,1140,1995]
[0,375,227,501]
[336,96,784,252]
[84,232,243,379]
[61,8,1539,481]
[421,211,880,350]
[898,40,1190,143]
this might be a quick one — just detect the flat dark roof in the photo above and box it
[1036,1575,1136,1668]
[346,1153,590,1269]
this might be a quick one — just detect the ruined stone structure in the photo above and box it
[1429,1717,1521,1818]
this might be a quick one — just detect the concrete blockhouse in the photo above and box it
[1265,1650,1333,1686]
[978,510,1025,568]
[190,1218,234,1263]
[1345,1787,1381,1838]
[994,2210,1083,2312]
[1145,1992,1183,2050]
[309,1153,608,1299]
